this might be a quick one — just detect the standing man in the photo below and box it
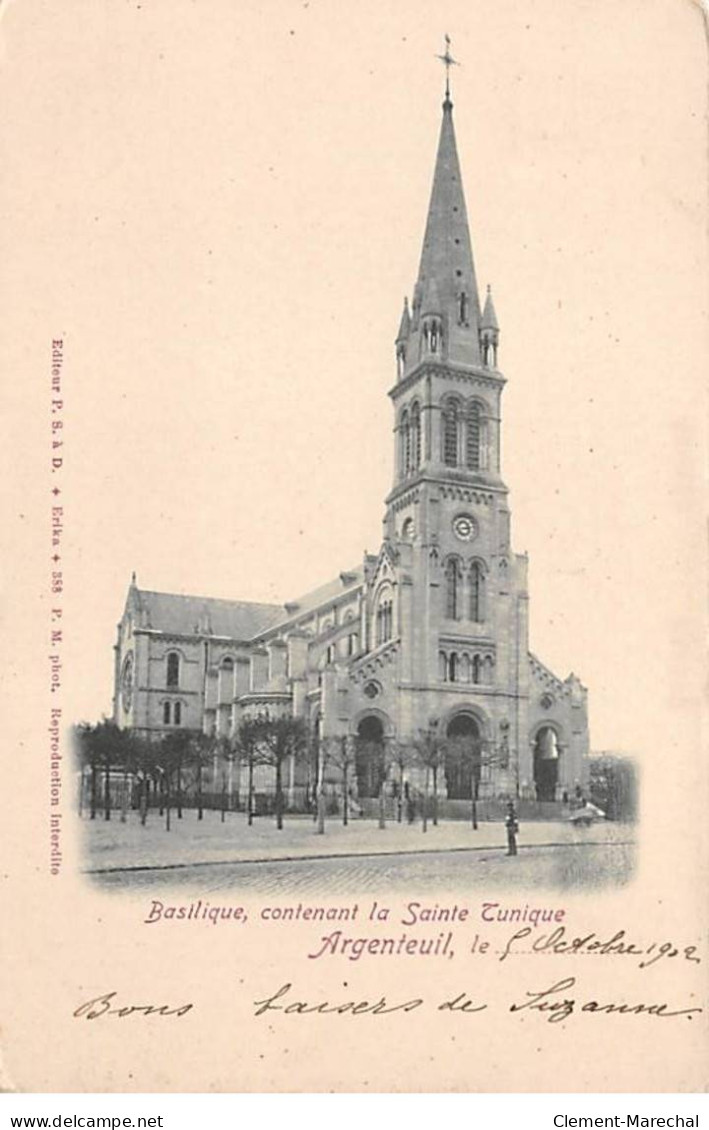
[505,800,519,857]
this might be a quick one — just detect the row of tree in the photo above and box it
[73,716,484,834]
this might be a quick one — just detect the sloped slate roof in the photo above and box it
[130,563,365,642]
[134,588,283,640]
[264,565,364,633]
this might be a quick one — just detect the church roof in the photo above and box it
[128,564,365,642]
[263,565,364,633]
[415,96,481,334]
[132,588,283,640]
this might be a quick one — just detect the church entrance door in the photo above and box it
[355,716,386,799]
[533,726,559,801]
[445,713,482,800]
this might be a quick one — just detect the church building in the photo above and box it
[113,79,590,806]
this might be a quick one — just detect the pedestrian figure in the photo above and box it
[404,781,415,824]
[505,800,519,856]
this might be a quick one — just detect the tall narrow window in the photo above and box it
[443,401,459,467]
[166,651,180,688]
[410,402,421,471]
[446,559,459,619]
[470,562,485,622]
[376,591,393,645]
[466,402,481,470]
[401,410,410,475]
[163,701,171,725]
[384,601,393,641]
[448,654,458,683]
[174,701,182,725]
[348,632,358,656]
[472,656,481,685]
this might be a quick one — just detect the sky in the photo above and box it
[3,0,706,757]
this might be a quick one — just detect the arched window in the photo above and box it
[174,701,182,725]
[218,657,234,705]
[375,589,393,646]
[347,632,358,656]
[446,558,460,619]
[325,644,335,665]
[466,402,481,469]
[166,651,180,688]
[163,701,171,725]
[472,655,482,685]
[470,561,486,622]
[401,410,410,475]
[443,400,459,467]
[439,651,447,681]
[410,402,421,471]
[448,654,458,683]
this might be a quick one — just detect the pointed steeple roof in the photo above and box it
[481,284,499,331]
[407,95,482,369]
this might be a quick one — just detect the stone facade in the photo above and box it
[113,89,590,805]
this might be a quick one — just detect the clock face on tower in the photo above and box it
[453,513,478,542]
[121,652,134,712]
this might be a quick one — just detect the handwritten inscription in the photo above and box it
[498,926,702,969]
[72,979,702,1026]
[74,991,193,1020]
[250,980,702,1025]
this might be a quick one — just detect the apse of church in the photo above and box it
[113,83,590,807]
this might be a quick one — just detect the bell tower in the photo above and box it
[382,61,526,752]
[384,80,510,545]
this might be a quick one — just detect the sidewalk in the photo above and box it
[81,808,633,873]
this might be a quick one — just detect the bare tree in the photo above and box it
[388,740,413,823]
[160,729,192,819]
[411,723,447,833]
[325,735,358,825]
[217,736,236,823]
[189,731,216,820]
[74,721,135,822]
[256,715,309,830]
[233,715,264,827]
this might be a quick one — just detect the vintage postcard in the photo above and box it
[2,0,707,1094]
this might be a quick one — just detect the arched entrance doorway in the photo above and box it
[533,726,560,801]
[445,713,482,799]
[355,716,386,799]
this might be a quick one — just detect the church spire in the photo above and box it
[401,64,482,376]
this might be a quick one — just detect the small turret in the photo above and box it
[480,285,500,369]
[395,297,411,379]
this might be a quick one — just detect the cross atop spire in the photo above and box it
[435,34,460,103]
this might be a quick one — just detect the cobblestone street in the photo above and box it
[93,841,634,895]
